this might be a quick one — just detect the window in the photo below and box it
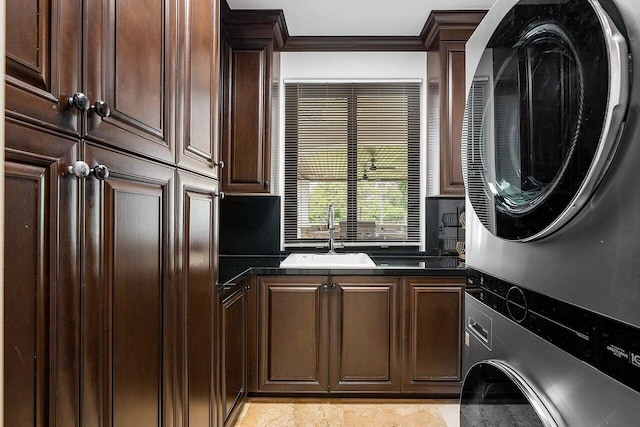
[284,82,421,247]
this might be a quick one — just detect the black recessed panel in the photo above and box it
[219,195,281,255]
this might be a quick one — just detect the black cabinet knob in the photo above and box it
[68,93,111,118]
[68,92,91,111]
[92,164,110,180]
[92,100,111,118]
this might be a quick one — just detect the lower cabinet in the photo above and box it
[177,171,220,427]
[222,282,247,425]
[4,119,224,426]
[81,144,177,426]
[402,277,464,393]
[255,275,402,393]
[257,276,329,392]
[329,277,402,392]
[4,119,81,426]
[247,274,464,397]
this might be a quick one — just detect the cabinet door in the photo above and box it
[83,0,176,163]
[222,286,246,425]
[82,144,176,426]
[177,0,222,177]
[403,278,463,393]
[177,171,220,426]
[440,41,467,196]
[4,120,81,426]
[329,277,402,392]
[5,0,82,134]
[222,39,273,193]
[257,276,329,392]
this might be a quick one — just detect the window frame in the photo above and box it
[282,81,422,249]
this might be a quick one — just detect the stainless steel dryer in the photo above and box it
[461,0,640,424]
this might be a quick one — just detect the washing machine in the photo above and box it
[461,0,640,424]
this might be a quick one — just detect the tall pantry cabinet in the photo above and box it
[4,0,223,425]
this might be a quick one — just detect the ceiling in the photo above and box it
[227,0,496,37]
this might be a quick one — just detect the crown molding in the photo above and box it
[282,36,425,52]
[421,11,487,51]
[222,1,486,52]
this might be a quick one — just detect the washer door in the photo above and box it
[460,360,559,427]
[463,0,628,241]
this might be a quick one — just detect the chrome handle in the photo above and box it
[216,191,225,200]
[91,100,111,118]
[214,160,225,169]
[322,284,329,291]
[67,93,110,117]
[331,283,337,290]
[264,181,269,190]
[66,161,110,180]
[68,92,91,111]
[92,164,110,180]
[67,160,91,178]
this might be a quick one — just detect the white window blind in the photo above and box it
[284,82,421,246]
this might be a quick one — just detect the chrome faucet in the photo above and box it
[327,204,336,254]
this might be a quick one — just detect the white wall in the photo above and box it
[278,51,427,250]
[281,51,426,79]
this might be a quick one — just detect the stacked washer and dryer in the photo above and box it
[460,0,640,425]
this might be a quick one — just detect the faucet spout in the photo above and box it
[328,204,335,254]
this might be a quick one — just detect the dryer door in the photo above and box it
[460,360,559,427]
[463,0,628,241]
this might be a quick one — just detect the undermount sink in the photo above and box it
[279,253,376,269]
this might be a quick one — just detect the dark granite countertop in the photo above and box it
[219,254,465,291]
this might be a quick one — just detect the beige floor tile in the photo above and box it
[435,401,460,427]
[234,398,459,427]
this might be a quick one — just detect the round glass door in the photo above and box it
[460,361,557,426]
[463,0,628,241]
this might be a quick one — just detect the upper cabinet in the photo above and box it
[423,11,485,197]
[220,8,285,193]
[177,0,223,178]
[5,0,82,135]
[83,0,177,164]
[7,0,224,173]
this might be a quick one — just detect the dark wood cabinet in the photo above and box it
[4,119,81,426]
[402,277,464,394]
[221,284,247,425]
[251,274,463,396]
[178,0,223,177]
[83,0,177,163]
[81,144,176,426]
[257,276,329,392]
[5,0,82,135]
[438,41,467,195]
[6,0,223,424]
[177,171,221,426]
[220,10,284,194]
[256,275,401,394]
[221,38,278,193]
[330,277,402,392]
[7,0,224,169]
[424,11,485,196]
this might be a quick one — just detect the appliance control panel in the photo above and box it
[466,268,640,394]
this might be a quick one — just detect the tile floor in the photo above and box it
[233,398,460,427]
